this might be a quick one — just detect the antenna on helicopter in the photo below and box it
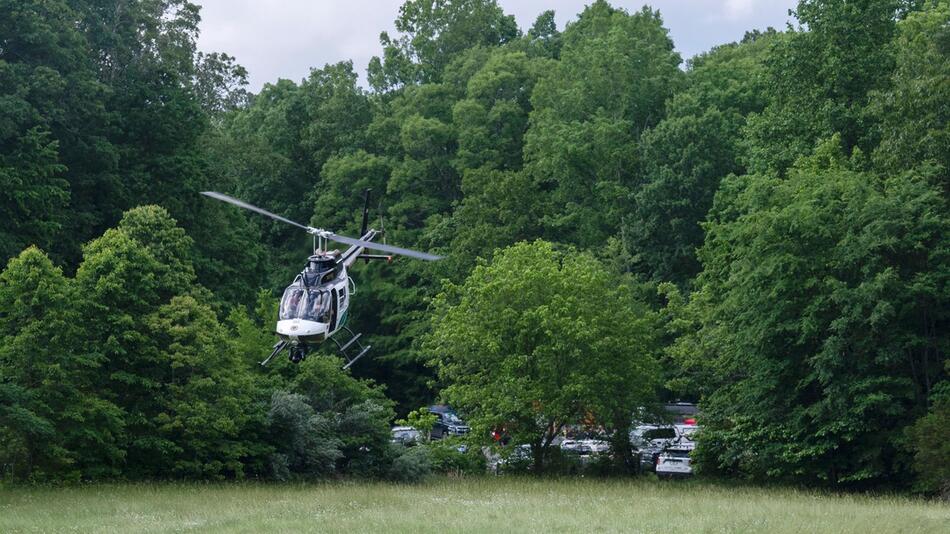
[360,189,371,237]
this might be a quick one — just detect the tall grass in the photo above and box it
[1,477,947,533]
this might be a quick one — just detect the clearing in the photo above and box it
[1,477,946,533]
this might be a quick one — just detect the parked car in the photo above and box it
[429,409,470,439]
[559,438,610,462]
[391,425,422,446]
[630,425,678,473]
[663,402,699,424]
[674,424,699,445]
[656,446,694,478]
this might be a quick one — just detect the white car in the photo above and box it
[560,439,610,457]
[630,425,678,472]
[674,424,699,444]
[656,424,700,478]
[390,425,422,445]
[656,447,693,478]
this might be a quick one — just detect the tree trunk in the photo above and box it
[611,416,634,474]
[531,441,545,473]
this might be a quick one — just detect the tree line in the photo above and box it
[1,0,947,492]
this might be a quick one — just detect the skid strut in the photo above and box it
[331,326,372,370]
[260,340,288,366]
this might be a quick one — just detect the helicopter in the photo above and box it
[201,190,441,368]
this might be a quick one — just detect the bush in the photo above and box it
[266,391,342,480]
[388,444,432,483]
[428,439,485,476]
[907,384,950,497]
[335,400,395,478]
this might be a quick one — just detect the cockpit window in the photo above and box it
[279,287,331,322]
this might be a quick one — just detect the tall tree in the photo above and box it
[74,206,208,476]
[368,0,519,91]
[869,0,950,187]
[524,1,682,248]
[625,31,780,285]
[0,247,123,480]
[743,0,915,174]
[0,0,99,261]
[426,241,659,472]
[679,138,949,486]
[144,295,262,479]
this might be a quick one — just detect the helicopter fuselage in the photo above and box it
[275,253,354,350]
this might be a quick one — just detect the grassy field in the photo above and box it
[1,477,947,533]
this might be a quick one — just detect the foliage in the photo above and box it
[426,440,485,475]
[266,391,342,480]
[743,0,910,174]
[387,444,432,482]
[426,241,659,472]
[868,0,950,182]
[368,0,519,90]
[678,137,949,487]
[0,248,122,480]
[905,384,950,495]
[397,408,438,439]
[625,32,779,284]
[2,0,947,491]
[524,1,682,248]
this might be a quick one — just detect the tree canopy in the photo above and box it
[426,241,659,472]
[0,0,946,490]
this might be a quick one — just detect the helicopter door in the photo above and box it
[329,288,338,332]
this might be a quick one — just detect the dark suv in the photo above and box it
[428,405,470,439]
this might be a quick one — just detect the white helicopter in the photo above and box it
[201,191,441,368]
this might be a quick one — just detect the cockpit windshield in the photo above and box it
[279,286,331,322]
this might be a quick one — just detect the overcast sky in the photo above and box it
[195,0,798,93]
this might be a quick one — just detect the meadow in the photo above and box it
[1,477,947,533]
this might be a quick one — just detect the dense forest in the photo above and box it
[1,0,947,492]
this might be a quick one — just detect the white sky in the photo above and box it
[195,0,798,92]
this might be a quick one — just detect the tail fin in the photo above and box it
[360,189,372,237]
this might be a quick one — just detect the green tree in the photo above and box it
[426,241,659,472]
[869,0,950,187]
[437,48,550,281]
[368,0,519,90]
[397,407,438,440]
[524,10,562,59]
[193,52,250,116]
[625,32,779,284]
[0,0,93,261]
[452,50,544,172]
[265,390,342,480]
[144,296,263,479]
[524,1,682,248]
[74,206,213,477]
[905,378,950,495]
[681,138,949,486]
[743,0,915,174]
[0,247,123,480]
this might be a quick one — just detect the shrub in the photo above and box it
[388,444,432,482]
[428,439,486,476]
[906,383,950,497]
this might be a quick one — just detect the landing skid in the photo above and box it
[331,326,372,370]
[259,329,370,369]
[260,340,287,366]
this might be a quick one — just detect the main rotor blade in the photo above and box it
[327,233,443,261]
[202,191,443,261]
[201,191,311,231]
